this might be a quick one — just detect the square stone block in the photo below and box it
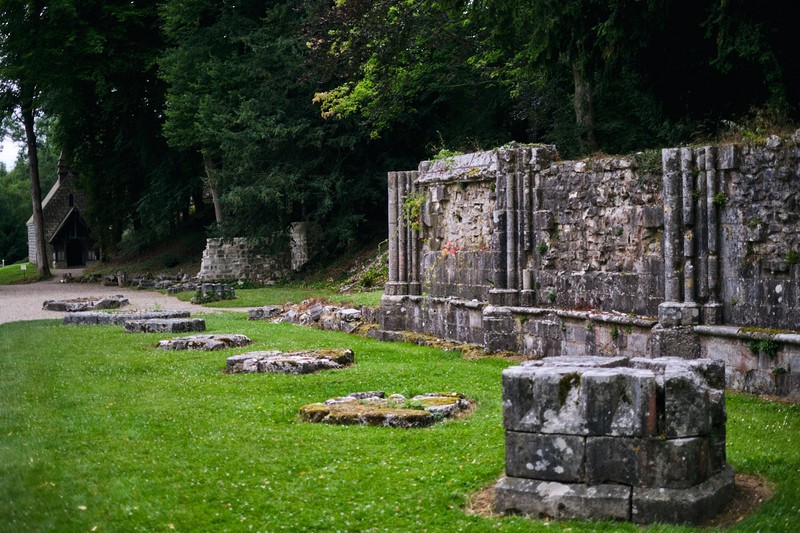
[631,465,735,525]
[631,357,720,437]
[495,477,631,521]
[505,432,585,482]
[540,356,629,368]
[502,365,589,434]
[586,437,711,489]
[581,368,658,437]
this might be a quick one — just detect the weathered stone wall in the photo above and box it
[198,238,290,281]
[380,134,800,399]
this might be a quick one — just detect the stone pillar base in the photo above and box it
[483,306,517,352]
[495,465,734,525]
[519,290,535,307]
[408,281,422,296]
[658,302,701,327]
[384,282,408,297]
[489,289,519,307]
[703,303,723,325]
[646,325,700,359]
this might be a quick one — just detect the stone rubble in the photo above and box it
[225,348,355,374]
[43,294,129,312]
[63,310,191,326]
[248,301,370,334]
[124,317,206,334]
[156,334,252,351]
[299,391,473,428]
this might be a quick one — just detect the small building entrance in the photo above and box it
[66,239,83,267]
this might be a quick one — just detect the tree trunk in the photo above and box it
[22,102,51,279]
[202,151,223,224]
[572,60,598,153]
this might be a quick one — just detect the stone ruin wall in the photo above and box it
[198,222,320,281]
[380,134,800,399]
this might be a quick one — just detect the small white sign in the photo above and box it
[20,264,27,271]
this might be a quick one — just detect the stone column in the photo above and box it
[696,149,709,303]
[506,170,517,290]
[659,148,700,327]
[680,148,696,304]
[387,172,398,283]
[661,149,682,303]
[408,170,422,296]
[385,170,407,296]
[704,147,722,323]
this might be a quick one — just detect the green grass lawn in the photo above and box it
[1,313,798,531]
[0,262,34,285]
[176,285,384,308]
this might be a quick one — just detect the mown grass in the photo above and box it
[175,285,384,308]
[0,262,34,285]
[1,313,798,531]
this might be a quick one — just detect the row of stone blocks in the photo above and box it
[495,356,734,525]
[63,311,205,334]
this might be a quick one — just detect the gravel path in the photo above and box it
[0,268,235,325]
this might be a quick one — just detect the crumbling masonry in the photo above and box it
[377,135,800,399]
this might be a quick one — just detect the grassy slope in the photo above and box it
[0,262,34,285]
[1,312,798,531]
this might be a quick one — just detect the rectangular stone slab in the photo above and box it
[631,465,735,525]
[586,436,711,488]
[505,432,585,482]
[495,477,631,521]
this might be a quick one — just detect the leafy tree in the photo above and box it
[0,0,76,276]
[51,0,203,253]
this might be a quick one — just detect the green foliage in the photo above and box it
[786,251,799,265]
[634,149,662,174]
[749,339,781,359]
[402,190,426,233]
[713,192,728,208]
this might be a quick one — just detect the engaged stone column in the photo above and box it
[408,170,422,296]
[385,171,408,296]
[704,147,723,324]
[659,148,700,327]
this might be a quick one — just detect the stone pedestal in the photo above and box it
[496,356,733,525]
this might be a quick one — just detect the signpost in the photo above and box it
[21,263,26,279]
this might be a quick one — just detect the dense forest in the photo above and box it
[1,0,797,268]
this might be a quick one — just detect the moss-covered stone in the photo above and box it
[299,392,474,428]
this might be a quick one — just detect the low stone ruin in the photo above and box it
[157,334,252,351]
[124,317,206,334]
[248,301,375,334]
[226,348,355,374]
[43,295,129,312]
[190,283,236,304]
[299,391,473,428]
[63,310,190,326]
[495,356,733,525]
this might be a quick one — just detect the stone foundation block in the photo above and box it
[495,477,631,521]
[505,432,585,482]
[124,318,206,334]
[64,310,190,326]
[586,437,710,489]
[502,365,588,434]
[157,334,252,351]
[631,465,735,525]
[581,368,657,437]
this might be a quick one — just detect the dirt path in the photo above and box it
[0,268,232,325]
